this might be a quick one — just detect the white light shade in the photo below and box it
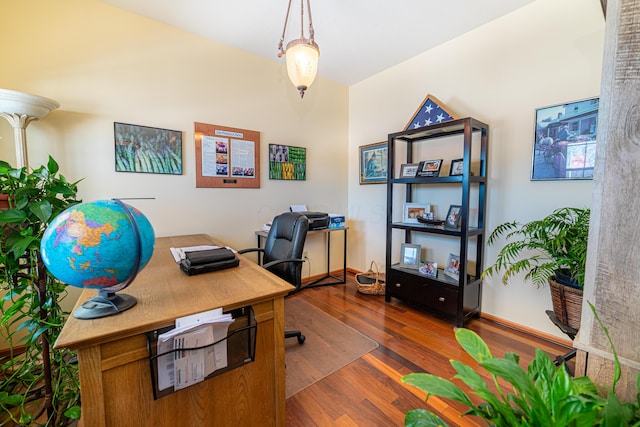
[285,39,319,97]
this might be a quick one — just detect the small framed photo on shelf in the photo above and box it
[444,253,460,280]
[399,163,419,178]
[402,203,430,224]
[399,243,421,269]
[445,205,462,229]
[449,158,464,176]
[419,261,438,278]
[416,159,443,177]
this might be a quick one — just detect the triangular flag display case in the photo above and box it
[404,94,458,131]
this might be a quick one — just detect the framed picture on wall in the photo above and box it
[268,144,306,180]
[359,142,388,184]
[531,97,599,181]
[114,122,183,175]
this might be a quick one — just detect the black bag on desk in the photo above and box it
[179,248,240,276]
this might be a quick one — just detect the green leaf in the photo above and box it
[29,199,53,223]
[0,208,27,223]
[47,155,59,175]
[455,328,492,363]
[0,391,24,406]
[64,405,82,420]
[402,373,475,407]
[405,409,449,427]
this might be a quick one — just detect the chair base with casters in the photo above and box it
[238,212,309,345]
[285,329,305,344]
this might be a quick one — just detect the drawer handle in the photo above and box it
[438,297,445,302]
[395,283,401,288]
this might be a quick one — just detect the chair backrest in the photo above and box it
[263,212,309,287]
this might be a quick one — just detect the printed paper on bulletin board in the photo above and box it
[194,122,261,188]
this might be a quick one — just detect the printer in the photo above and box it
[290,205,329,230]
[300,211,329,230]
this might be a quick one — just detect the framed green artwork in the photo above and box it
[269,144,306,180]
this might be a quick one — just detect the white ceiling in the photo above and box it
[98,0,535,86]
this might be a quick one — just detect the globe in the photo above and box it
[40,199,155,319]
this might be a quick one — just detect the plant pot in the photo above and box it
[549,276,583,330]
[0,194,9,210]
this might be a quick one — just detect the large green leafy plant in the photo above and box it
[483,207,590,289]
[402,302,640,426]
[0,157,82,426]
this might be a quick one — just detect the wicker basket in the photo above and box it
[355,261,385,295]
[548,277,583,330]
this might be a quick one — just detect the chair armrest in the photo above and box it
[237,247,265,255]
[262,258,305,270]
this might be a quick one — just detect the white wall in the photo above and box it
[348,0,605,337]
[0,0,349,287]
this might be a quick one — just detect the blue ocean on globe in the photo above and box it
[40,199,155,289]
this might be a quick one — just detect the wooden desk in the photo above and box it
[55,234,293,427]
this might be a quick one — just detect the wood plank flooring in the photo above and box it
[285,273,573,426]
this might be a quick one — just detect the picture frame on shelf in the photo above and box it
[531,97,599,181]
[444,204,462,229]
[359,141,388,184]
[449,158,464,176]
[399,163,419,178]
[419,261,438,278]
[399,243,421,269]
[444,253,460,280]
[416,159,443,177]
[402,203,430,224]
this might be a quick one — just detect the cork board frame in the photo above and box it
[194,122,260,188]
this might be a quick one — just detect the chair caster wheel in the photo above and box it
[297,334,305,344]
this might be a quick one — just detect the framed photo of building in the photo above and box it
[399,243,421,269]
[531,97,599,181]
[359,142,388,184]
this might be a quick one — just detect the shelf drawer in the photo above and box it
[387,270,458,314]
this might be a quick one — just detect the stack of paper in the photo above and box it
[156,308,234,391]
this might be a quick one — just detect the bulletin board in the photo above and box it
[194,122,261,188]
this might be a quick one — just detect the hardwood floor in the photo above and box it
[285,273,573,426]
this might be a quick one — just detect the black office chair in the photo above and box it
[238,212,308,344]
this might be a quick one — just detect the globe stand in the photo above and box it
[74,291,137,320]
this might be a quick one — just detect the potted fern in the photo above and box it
[482,207,590,330]
[0,157,82,426]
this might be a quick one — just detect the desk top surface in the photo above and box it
[55,234,293,350]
